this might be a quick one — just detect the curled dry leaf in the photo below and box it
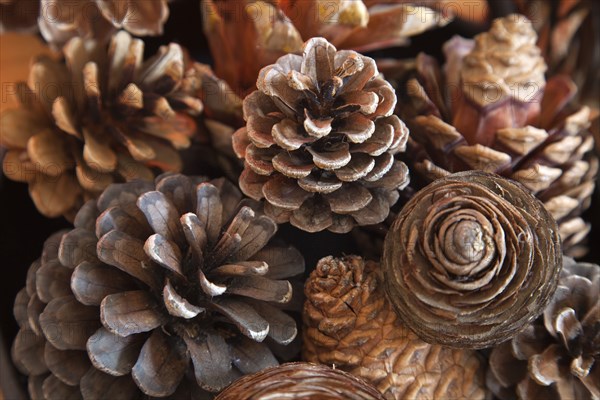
[382,171,562,348]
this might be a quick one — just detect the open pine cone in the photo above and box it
[487,257,600,400]
[13,173,305,398]
[216,362,385,400]
[1,30,202,219]
[233,37,410,233]
[397,14,598,257]
[382,171,562,349]
[303,255,486,399]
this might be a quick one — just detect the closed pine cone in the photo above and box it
[303,255,486,399]
[233,37,410,233]
[13,173,305,398]
[1,30,202,219]
[398,14,597,257]
[486,257,600,400]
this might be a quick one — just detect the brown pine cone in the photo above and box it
[303,255,486,399]
[487,257,600,400]
[216,362,385,400]
[1,0,169,47]
[1,30,202,219]
[398,14,598,257]
[13,173,305,398]
[382,171,562,349]
[11,225,147,400]
[233,37,410,233]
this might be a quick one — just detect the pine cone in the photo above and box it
[487,257,600,400]
[14,173,305,398]
[398,14,598,257]
[216,362,385,400]
[303,255,486,399]
[1,30,202,219]
[233,37,410,233]
[382,171,562,349]
[11,225,149,400]
[515,0,599,107]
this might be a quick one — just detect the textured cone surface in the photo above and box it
[215,362,384,400]
[0,30,202,218]
[382,171,562,349]
[303,255,485,399]
[12,173,305,398]
[396,14,597,256]
[487,257,600,400]
[87,173,304,396]
[234,37,410,233]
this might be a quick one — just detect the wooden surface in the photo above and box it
[0,33,55,114]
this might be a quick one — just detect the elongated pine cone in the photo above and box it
[382,171,562,349]
[1,30,202,219]
[382,171,562,348]
[399,14,597,256]
[233,37,410,233]
[13,173,305,398]
[216,362,385,400]
[487,257,600,400]
[303,255,485,399]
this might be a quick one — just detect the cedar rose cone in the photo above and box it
[233,37,410,233]
[216,362,385,400]
[487,257,600,400]
[303,255,485,399]
[12,173,305,398]
[382,171,562,349]
[1,31,202,219]
[400,14,597,256]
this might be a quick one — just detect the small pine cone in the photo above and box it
[383,171,562,349]
[1,30,202,219]
[216,362,384,400]
[398,14,598,256]
[487,257,600,400]
[303,255,485,399]
[233,37,410,233]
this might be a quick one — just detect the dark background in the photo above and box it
[1,0,598,398]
